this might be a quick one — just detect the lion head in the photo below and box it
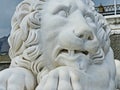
[8,0,115,78]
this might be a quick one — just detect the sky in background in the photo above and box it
[0,0,22,38]
[0,0,120,38]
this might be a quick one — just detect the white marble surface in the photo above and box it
[0,0,119,90]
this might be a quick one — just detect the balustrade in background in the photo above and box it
[96,4,120,16]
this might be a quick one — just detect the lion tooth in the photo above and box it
[69,50,74,56]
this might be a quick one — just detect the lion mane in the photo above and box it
[8,0,111,75]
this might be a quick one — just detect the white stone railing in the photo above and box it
[105,15,120,34]
[95,4,120,16]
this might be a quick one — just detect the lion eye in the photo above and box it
[58,10,67,17]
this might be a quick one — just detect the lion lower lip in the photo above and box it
[55,54,80,61]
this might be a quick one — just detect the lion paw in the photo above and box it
[36,66,82,90]
[0,67,36,90]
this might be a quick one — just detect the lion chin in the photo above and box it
[0,0,117,90]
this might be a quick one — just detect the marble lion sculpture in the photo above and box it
[0,0,119,90]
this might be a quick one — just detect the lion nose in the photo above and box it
[73,28,94,41]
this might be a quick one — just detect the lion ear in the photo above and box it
[8,0,43,59]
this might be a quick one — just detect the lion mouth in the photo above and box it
[58,49,89,56]
[53,46,104,63]
[54,46,89,60]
